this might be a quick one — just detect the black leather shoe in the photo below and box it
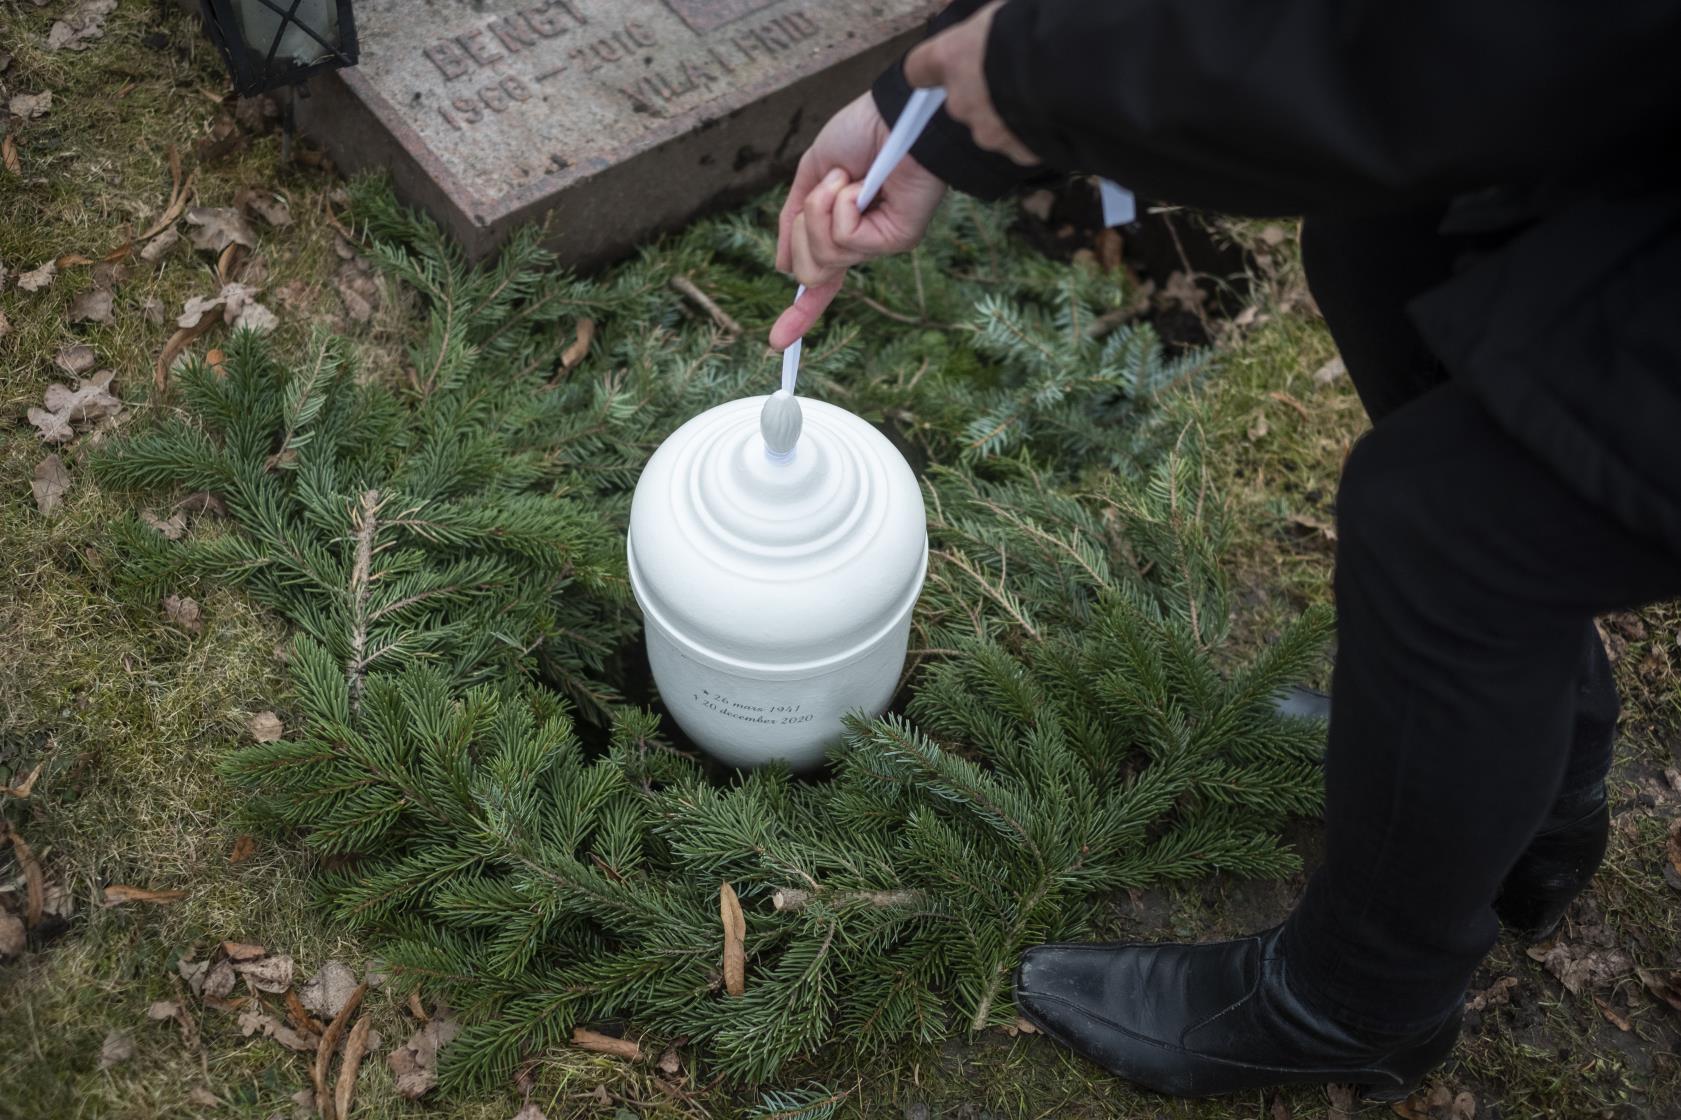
[1493,781,1609,942]
[1014,926,1461,1099]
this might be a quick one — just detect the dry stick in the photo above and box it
[572,1027,642,1061]
[333,1016,372,1120]
[559,317,595,373]
[669,275,741,337]
[771,887,922,912]
[312,980,368,1120]
[345,490,381,711]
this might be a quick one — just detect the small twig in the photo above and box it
[1084,303,1144,340]
[669,275,741,337]
[852,293,920,325]
[771,887,923,912]
[346,490,381,711]
[558,317,595,374]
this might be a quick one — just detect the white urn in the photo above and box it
[627,391,927,769]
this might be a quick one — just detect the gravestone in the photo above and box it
[295,0,941,263]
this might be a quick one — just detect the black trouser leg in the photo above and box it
[1301,213,1620,800]
[1282,383,1679,1030]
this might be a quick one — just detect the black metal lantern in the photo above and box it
[200,0,358,96]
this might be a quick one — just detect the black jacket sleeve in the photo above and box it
[887,0,1681,215]
[872,0,1048,199]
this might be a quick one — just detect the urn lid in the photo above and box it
[628,394,927,677]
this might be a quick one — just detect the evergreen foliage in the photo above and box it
[96,180,1328,1090]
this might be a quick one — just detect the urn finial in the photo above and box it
[760,389,802,460]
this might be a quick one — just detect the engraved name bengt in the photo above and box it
[419,0,821,135]
[422,2,589,80]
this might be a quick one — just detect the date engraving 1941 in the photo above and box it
[693,688,814,726]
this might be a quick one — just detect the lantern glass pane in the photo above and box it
[234,0,340,67]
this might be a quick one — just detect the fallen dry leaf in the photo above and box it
[299,960,359,1019]
[178,957,210,995]
[1526,938,1633,995]
[1,134,17,175]
[55,343,97,374]
[162,594,203,635]
[97,1029,135,1070]
[1667,818,1681,878]
[657,1046,682,1076]
[3,760,44,798]
[229,835,256,863]
[141,510,187,540]
[7,826,45,927]
[221,940,266,962]
[45,0,116,50]
[32,454,69,516]
[1594,994,1633,1032]
[146,999,183,1022]
[139,227,180,264]
[1326,1082,1357,1120]
[247,711,284,743]
[235,952,294,993]
[387,1013,459,1100]
[406,991,428,1021]
[335,1016,373,1120]
[10,91,52,119]
[155,314,218,391]
[1312,356,1347,385]
[179,491,227,517]
[237,1005,316,1052]
[187,1086,219,1108]
[571,1027,642,1061]
[179,293,226,329]
[103,883,187,907]
[29,369,122,443]
[333,259,380,323]
[202,958,237,999]
[1464,974,1518,1012]
[185,206,257,253]
[1247,412,1269,441]
[720,881,746,997]
[17,260,56,292]
[238,187,292,227]
[316,980,371,1110]
[0,912,24,958]
[1638,967,1681,1012]
[141,296,165,324]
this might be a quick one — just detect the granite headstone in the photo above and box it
[294,0,941,262]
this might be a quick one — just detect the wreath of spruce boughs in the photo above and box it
[97,181,1328,1089]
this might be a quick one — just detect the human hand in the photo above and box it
[904,0,1038,167]
[770,92,948,350]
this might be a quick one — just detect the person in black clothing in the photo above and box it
[772,0,1681,1100]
